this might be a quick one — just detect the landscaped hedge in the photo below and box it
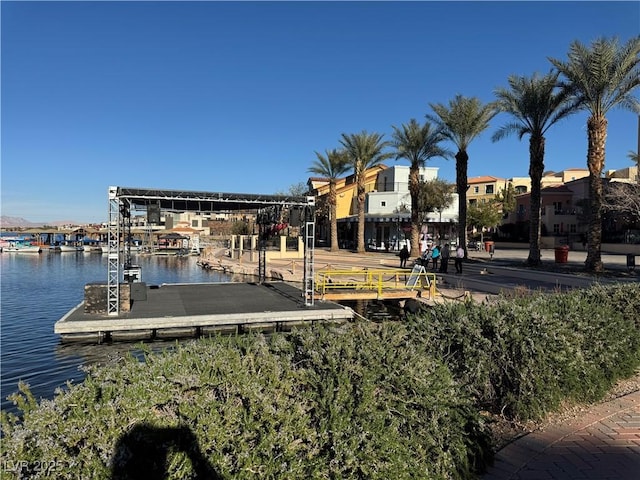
[1,323,489,479]
[2,283,639,479]
[410,283,640,421]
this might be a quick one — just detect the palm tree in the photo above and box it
[427,95,497,255]
[492,71,577,266]
[340,131,393,253]
[308,149,350,252]
[549,36,640,272]
[391,119,449,257]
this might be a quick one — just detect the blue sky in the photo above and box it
[2,1,638,224]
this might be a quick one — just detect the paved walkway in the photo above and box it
[482,391,640,480]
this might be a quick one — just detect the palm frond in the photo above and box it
[390,118,449,167]
[427,95,497,151]
[308,149,350,179]
[492,70,578,142]
[550,36,640,117]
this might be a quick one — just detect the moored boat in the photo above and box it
[0,238,42,253]
[59,243,84,252]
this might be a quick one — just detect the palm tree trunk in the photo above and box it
[455,151,469,256]
[357,179,366,253]
[329,182,339,252]
[409,166,421,257]
[585,115,607,272]
[527,135,545,266]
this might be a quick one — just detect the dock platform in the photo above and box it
[54,282,354,342]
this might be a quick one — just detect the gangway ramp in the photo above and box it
[315,267,437,301]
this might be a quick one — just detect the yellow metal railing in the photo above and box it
[315,269,437,298]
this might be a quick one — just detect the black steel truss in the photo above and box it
[115,187,311,212]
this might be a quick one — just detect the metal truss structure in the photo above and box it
[106,186,316,315]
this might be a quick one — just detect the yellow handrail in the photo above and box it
[315,269,436,297]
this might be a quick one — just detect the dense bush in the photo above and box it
[410,283,640,421]
[1,323,489,479]
[2,283,639,478]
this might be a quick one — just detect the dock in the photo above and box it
[54,282,354,343]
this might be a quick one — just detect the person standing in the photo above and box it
[431,244,440,271]
[455,245,464,273]
[439,243,450,273]
[398,245,410,268]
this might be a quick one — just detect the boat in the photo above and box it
[59,242,84,252]
[83,244,104,254]
[0,238,42,253]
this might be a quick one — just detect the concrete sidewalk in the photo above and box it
[471,246,636,272]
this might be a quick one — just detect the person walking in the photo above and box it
[439,243,450,273]
[398,245,410,268]
[455,245,464,274]
[431,244,440,271]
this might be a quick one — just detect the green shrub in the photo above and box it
[1,323,490,479]
[2,283,638,478]
[408,283,640,421]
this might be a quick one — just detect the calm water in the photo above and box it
[0,252,235,414]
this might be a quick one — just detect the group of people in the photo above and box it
[398,243,465,273]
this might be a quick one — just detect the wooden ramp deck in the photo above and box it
[54,282,353,343]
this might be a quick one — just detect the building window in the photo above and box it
[485,185,494,194]
[553,224,560,234]
[570,224,577,233]
[518,204,525,214]
[474,186,479,193]
[192,220,198,227]
[515,185,527,194]
[553,201,562,214]
[381,201,386,207]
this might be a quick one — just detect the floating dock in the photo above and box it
[54,282,354,343]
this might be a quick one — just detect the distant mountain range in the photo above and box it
[0,216,79,228]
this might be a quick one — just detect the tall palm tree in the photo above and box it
[391,119,449,257]
[340,131,393,253]
[427,95,497,255]
[549,36,640,272]
[492,71,577,266]
[308,149,350,252]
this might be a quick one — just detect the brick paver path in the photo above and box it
[482,391,640,479]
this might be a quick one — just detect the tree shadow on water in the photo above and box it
[110,422,223,480]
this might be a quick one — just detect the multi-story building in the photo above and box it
[504,166,637,246]
[308,164,387,247]
[506,177,531,195]
[309,164,459,251]
[540,168,589,187]
[467,176,506,205]
[511,184,578,239]
[606,166,638,184]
